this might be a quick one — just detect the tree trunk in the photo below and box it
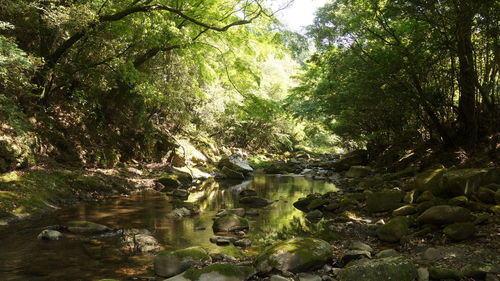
[455,0,478,146]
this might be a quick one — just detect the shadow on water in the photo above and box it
[0,174,337,280]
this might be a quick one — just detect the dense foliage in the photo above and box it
[289,0,499,153]
[0,0,311,170]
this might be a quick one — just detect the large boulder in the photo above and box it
[254,237,332,273]
[331,150,368,171]
[337,256,418,281]
[213,214,249,233]
[218,154,253,176]
[440,168,491,197]
[165,264,255,281]
[121,229,160,253]
[38,229,63,241]
[414,167,500,197]
[376,216,410,242]
[366,190,403,213]
[345,166,372,178]
[221,166,245,180]
[414,165,447,193]
[157,172,193,189]
[154,246,211,278]
[66,221,111,234]
[443,222,476,241]
[417,205,473,225]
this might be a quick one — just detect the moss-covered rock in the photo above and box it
[428,267,463,280]
[331,150,368,171]
[440,168,490,197]
[449,195,468,206]
[212,214,249,233]
[417,205,473,225]
[154,246,211,278]
[376,216,410,242]
[293,195,322,212]
[307,198,330,210]
[254,237,332,273]
[366,190,403,213]
[166,263,255,281]
[443,222,476,241]
[416,190,435,203]
[414,165,446,193]
[392,205,417,216]
[157,172,192,188]
[477,186,496,204]
[337,256,418,281]
[345,166,372,178]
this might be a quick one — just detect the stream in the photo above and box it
[0,174,337,281]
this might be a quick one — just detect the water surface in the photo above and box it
[0,174,337,280]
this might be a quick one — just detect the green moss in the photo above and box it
[0,169,120,216]
[183,264,254,280]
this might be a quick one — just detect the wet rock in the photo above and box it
[443,222,476,241]
[239,196,274,207]
[305,209,323,221]
[366,190,403,213]
[213,214,249,233]
[37,229,63,241]
[307,198,330,210]
[154,246,211,278]
[337,256,418,281]
[428,267,463,280]
[376,216,410,242]
[294,195,321,212]
[392,205,417,216]
[122,232,160,253]
[172,189,189,200]
[209,236,238,245]
[254,237,332,273]
[239,189,257,198]
[345,166,372,178]
[157,172,192,188]
[165,263,255,281]
[66,221,111,234]
[221,166,245,180]
[233,238,252,248]
[167,207,192,219]
[217,208,246,217]
[417,205,473,225]
[218,154,253,175]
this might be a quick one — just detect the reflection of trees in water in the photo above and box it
[260,217,344,243]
